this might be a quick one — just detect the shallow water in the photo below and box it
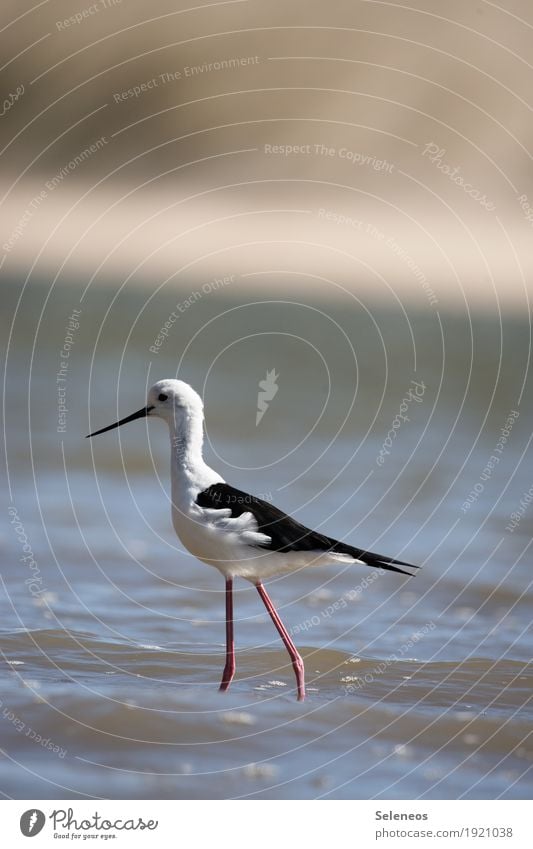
[1,281,532,798]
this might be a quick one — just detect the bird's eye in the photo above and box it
[158,393,168,402]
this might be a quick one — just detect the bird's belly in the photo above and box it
[171,507,246,576]
[171,506,353,580]
[171,509,218,560]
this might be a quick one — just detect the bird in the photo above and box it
[87,379,419,701]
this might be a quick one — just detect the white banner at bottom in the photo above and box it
[2,799,530,848]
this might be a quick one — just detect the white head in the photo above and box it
[86,379,204,437]
[147,379,204,425]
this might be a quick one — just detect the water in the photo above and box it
[1,279,532,799]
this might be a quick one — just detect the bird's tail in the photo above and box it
[331,541,420,577]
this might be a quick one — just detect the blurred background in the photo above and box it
[1,0,532,801]
[2,0,533,298]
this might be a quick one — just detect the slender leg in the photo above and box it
[219,577,235,692]
[256,582,305,702]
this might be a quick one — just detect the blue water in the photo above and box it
[1,281,532,798]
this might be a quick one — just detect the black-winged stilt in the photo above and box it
[87,379,418,701]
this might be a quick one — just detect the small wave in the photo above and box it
[1,629,531,720]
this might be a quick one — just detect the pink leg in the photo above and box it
[256,582,305,701]
[219,577,235,692]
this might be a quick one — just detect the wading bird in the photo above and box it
[87,379,418,701]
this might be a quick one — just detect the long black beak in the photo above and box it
[86,405,154,438]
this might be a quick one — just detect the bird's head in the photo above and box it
[86,379,203,437]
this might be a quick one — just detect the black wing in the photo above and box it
[196,483,419,576]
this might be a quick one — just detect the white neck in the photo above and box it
[168,404,222,496]
[171,405,204,467]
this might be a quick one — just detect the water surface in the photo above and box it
[2,281,532,799]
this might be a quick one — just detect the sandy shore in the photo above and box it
[2,181,532,313]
